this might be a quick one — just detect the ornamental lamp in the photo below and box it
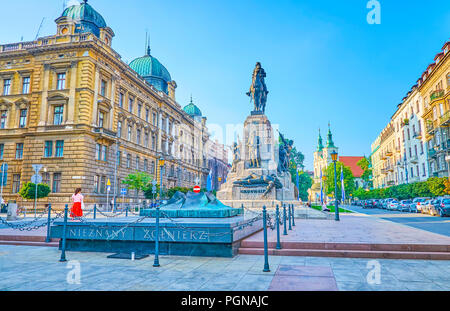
[158,156,165,167]
[331,151,338,162]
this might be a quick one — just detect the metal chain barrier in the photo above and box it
[0,210,65,231]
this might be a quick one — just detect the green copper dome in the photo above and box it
[61,1,107,28]
[317,129,324,152]
[183,97,202,117]
[129,47,172,94]
[327,124,335,148]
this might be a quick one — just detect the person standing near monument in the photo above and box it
[70,188,84,219]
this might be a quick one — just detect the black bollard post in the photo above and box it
[283,204,288,236]
[93,204,97,219]
[276,205,281,250]
[292,204,296,227]
[45,203,52,243]
[59,204,69,262]
[263,206,270,272]
[153,206,160,267]
[126,204,129,217]
[288,205,292,231]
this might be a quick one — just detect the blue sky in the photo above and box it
[1,0,450,170]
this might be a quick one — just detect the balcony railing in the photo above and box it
[440,111,450,126]
[430,90,445,101]
[426,120,435,134]
[428,149,437,158]
[409,155,419,164]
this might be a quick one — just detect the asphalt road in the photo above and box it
[345,205,450,237]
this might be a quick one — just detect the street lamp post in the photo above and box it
[158,156,165,205]
[331,151,340,221]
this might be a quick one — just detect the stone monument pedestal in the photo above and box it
[217,113,298,210]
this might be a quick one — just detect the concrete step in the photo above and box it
[0,240,59,247]
[240,241,450,253]
[238,247,450,260]
[0,235,56,243]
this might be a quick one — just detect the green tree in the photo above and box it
[427,177,448,197]
[357,157,373,189]
[297,171,313,201]
[19,183,51,200]
[122,171,153,201]
[324,162,355,199]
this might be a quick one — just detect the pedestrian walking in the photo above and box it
[70,188,84,219]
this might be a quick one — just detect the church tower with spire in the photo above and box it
[313,124,339,185]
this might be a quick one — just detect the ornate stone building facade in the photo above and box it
[0,1,215,208]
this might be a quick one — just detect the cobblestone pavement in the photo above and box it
[245,213,450,244]
[0,245,449,291]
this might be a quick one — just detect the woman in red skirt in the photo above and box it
[70,188,84,219]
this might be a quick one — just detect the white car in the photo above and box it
[387,201,399,210]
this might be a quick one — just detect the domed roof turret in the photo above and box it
[183,96,202,117]
[59,0,107,37]
[61,1,106,28]
[129,47,172,94]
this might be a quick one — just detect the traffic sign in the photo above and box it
[152,179,157,186]
[31,174,42,184]
[193,185,201,193]
[107,179,111,186]
[121,188,127,195]
[107,185,111,192]
[32,164,43,173]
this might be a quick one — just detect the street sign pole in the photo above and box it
[106,179,111,212]
[32,164,43,218]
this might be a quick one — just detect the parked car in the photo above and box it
[398,200,412,212]
[383,198,395,209]
[411,198,429,213]
[387,200,399,210]
[364,199,375,208]
[371,199,380,208]
[435,198,450,217]
[422,199,437,215]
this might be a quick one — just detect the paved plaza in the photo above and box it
[0,244,449,291]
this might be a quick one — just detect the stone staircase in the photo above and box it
[238,240,450,260]
[0,234,59,247]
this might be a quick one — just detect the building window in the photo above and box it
[117,121,122,137]
[119,93,124,108]
[55,140,64,157]
[129,98,134,113]
[0,143,3,160]
[138,103,142,118]
[136,156,140,171]
[19,109,27,128]
[128,125,132,141]
[145,108,149,122]
[152,135,156,150]
[126,153,131,168]
[117,151,122,166]
[136,129,141,144]
[15,143,23,159]
[144,159,148,172]
[422,163,426,176]
[96,144,101,160]
[93,175,99,193]
[44,141,53,158]
[100,80,107,97]
[0,110,7,129]
[153,112,157,125]
[53,105,64,125]
[52,173,62,193]
[12,174,20,193]
[98,111,104,128]
[100,176,106,194]
[3,79,11,95]
[56,73,66,90]
[102,145,107,161]
[43,172,50,186]
[22,77,30,94]
[144,132,149,148]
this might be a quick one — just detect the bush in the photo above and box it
[19,183,51,200]
[352,177,450,200]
